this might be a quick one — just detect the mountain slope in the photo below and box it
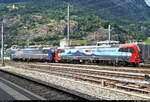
[1,0,150,21]
[0,0,150,47]
[70,0,150,22]
[0,0,27,3]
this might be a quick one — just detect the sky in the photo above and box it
[145,0,150,6]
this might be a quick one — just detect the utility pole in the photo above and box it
[27,37,29,48]
[108,25,111,43]
[67,3,70,47]
[24,26,29,48]
[1,19,5,66]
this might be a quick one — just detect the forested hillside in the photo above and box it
[0,0,27,3]
[0,0,150,47]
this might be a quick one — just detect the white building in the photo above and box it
[60,38,70,48]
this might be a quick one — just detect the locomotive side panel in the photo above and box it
[10,48,53,62]
[57,47,132,64]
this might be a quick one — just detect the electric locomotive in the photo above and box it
[55,44,141,66]
[10,47,55,62]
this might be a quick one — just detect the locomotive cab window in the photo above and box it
[119,48,128,52]
[119,47,135,53]
[58,49,65,53]
[52,48,56,53]
[128,48,135,53]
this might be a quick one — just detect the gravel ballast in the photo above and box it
[1,66,150,100]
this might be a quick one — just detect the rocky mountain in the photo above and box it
[70,0,150,21]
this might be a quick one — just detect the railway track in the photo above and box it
[5,60,150,97]
[7,61,150,80]
[0,68,95,100]
[44,63,150,74]
[13,67,150,94]
[6,60,150,72]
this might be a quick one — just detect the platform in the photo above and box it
[0,77,46,100]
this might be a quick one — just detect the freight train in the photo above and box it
[10,43,149,66]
